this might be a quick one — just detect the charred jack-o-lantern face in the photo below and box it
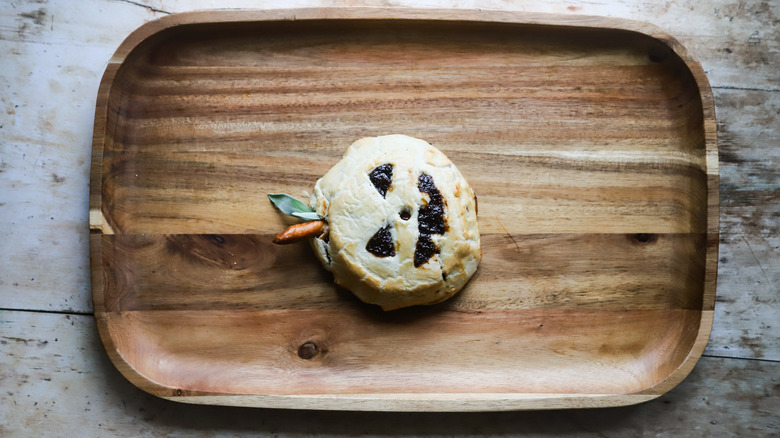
[310,135,481,311]
[364,166,447,268]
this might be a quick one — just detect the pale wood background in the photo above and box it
[0,0,777,435]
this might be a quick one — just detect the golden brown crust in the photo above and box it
[309,135,481,310]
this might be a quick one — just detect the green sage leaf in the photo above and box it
[291,211,321,221]
[268,193,320,221]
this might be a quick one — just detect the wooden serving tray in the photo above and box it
[89,8,718,411]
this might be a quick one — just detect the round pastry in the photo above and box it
[307,135,480,310]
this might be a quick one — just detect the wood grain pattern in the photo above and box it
[89,9,718,410]
[3,310,775,434]
[95,19,711,236]
[99,308,701,394]
[94,233,706,312]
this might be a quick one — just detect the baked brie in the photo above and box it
[273,135,480,310]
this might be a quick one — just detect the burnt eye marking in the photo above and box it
[366,225,395,257]
[364,165,397,258]
[399,208,411,221]
[414,173,446,267]
[369,164,393,198]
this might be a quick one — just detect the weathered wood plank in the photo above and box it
[1,310,777,435]
[705,88,780,361]
[0,0,159,313]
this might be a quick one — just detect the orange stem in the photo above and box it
[272,220,327,245]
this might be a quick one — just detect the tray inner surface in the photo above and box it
[94,19,709,397]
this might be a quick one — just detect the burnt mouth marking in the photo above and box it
[366,225,395,257]
[414,173,446,267]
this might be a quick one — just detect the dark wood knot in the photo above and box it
[632,233,658,244]
[298,341,319,359]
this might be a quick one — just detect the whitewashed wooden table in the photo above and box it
[1,0,777,435]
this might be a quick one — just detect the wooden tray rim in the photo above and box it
[89,7,719,412]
